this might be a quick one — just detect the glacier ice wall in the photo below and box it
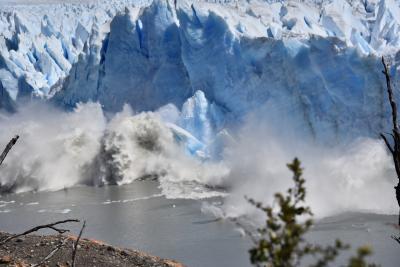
[1,0,399,143]
[0,0,152,101]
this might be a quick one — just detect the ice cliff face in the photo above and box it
[1,0,400,145]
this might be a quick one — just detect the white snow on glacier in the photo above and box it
[0,0,400,215]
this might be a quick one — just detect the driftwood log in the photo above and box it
[380,56,400,226]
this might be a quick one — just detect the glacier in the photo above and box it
[0,0,399,215]
[2,0,400,143]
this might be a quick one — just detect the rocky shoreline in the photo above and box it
[0,231,184,267]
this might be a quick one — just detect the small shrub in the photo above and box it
[246,158,378,267]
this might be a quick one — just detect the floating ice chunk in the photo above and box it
[25,202,39,206]
[0,200,15,204]
[37,208,71,214]
[121,193,163,203]
[57,208,71,214]
[102,200,121,205]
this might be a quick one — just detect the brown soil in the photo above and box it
[0,232,185,267]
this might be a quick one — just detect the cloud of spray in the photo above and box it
[0,102,105,192]
[0,101,397,218]
[98,105,229,199]
[216,114,398,220]
[0,102,228,198]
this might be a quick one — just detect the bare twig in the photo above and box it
[48,226,69,234]
[31,237,68,267]
[0,219,79,245]
[71,220,86,267]
[0,135,19,166]
[391,235,400,245]
[380,133,394,154]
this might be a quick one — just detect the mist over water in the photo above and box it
[219,118,397,220]
[0,102,397,219]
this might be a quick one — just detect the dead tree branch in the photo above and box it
[71,220,86,267]
[380,56,400,225]
[0,219,79,245]
[391,235,400,245]
[382,57,399,133]
[0,135,19,166]
[381,56,400,174]
[380,133,394,154]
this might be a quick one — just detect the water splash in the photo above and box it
[0,102,228,199]
[0,101,397,217]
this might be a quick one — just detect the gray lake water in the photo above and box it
[0,181,398,266]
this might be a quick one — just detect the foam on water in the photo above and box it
[102,193,163,205]
[37,208,71,214]
[25,202,39,205]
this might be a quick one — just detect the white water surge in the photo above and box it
[0,101,397,218]
[0,102,228,198]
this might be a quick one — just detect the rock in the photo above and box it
[106,246,115,252]
[0,231,185,266]
[0,255,12,263]
[14,262,29,267]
